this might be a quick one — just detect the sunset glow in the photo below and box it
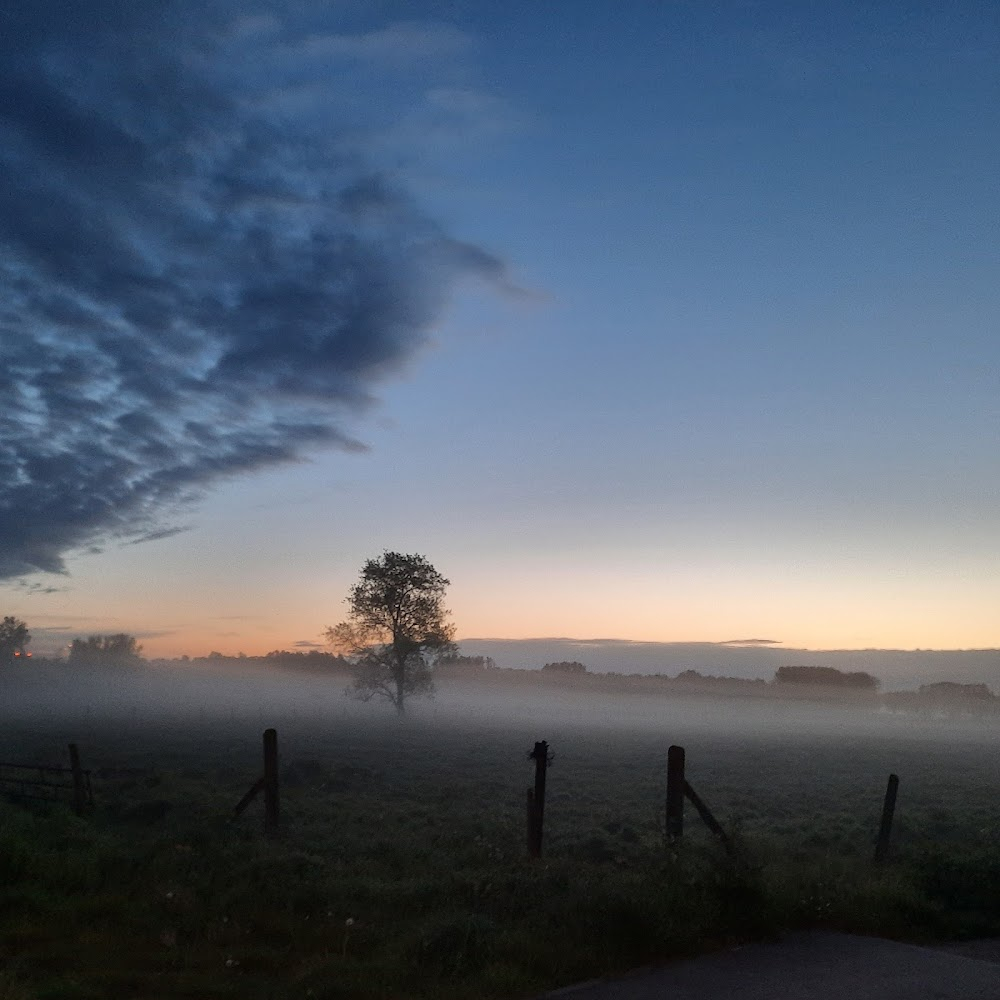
[3,3,999,669]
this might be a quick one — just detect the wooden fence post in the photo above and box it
[68,743,87,815]
[874,773,899,865]
[666,744,685,843]
[263,728,279,837]
[527,741,549,858]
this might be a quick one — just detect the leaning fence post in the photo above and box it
[683,780,735,855]
[526,788,536,857]
[874,773,899,864]
[263,728,279,837]
[68,743,87,815]
[666,744,685,843]
[527,741,550,858]
[232,777,265,819]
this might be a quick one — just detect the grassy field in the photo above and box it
[1,663,999,999]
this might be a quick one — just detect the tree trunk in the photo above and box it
[394,653,406,716]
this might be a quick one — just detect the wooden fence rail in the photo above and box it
[1,729,898,871]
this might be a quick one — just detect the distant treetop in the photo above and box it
[0,616,30,662]
[541,660,588,674]
[918,681,994,701]
[68,633,143,667]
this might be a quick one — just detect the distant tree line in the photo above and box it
[260,649,350,671]
[774,665,881,690]
[883,681,998,717]
[68,634,143,667]
[1,618,151,667]
[541,660,588,675]
[917,681,994,701]
[174,649,351,671]
[435,653,498,672]
[675,669,765,687]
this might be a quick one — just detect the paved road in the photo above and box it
[538,933,1000,1000]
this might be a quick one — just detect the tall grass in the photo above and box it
[1,702,999,999]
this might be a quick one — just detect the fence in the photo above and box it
[523,738,895,864]
[2,730,901,864]
[0,743,92,814]
[232,727,280,837]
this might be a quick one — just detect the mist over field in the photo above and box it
[3,656,997,748]
[4,654,1000,1000]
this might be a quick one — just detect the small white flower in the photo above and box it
[345,917,355,927]
[165,891,174,900]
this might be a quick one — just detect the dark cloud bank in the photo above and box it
[0,2,503,579]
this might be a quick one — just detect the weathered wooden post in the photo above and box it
[263,728,279,837]
[68,743,87,815]
[874,773,899,864]
[527,740,550,858]
[666,744,685,843]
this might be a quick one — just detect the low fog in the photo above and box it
[3,657,998,762]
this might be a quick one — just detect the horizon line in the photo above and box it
[457,637,1000,654]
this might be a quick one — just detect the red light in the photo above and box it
[13,651,20,657]
[25,651,32,658]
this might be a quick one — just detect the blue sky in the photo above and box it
[2,1,999,657]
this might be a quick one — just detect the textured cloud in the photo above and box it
[0,3,505,579]
[292,22,471,63]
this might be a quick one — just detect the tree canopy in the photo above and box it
[0,616,30,661]
[326,552,456,715]
[68,633,143,667]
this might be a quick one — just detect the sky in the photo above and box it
[2,1,999,660]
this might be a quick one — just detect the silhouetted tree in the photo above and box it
[326,552,456,715]
[68,633,143,667]
[0,616,30,662]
